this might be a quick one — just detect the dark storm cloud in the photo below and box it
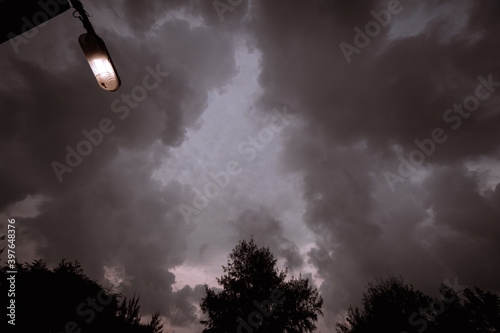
[250,0,500,159]
[170,284,205,326]
[229,207,304,271]
[422,166,500,289]
[3,0,500,331]
[0,0,238,320]
[96,0,250,37]
[93,0,188,35]
[244,0,500,327]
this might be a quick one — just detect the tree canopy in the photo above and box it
[200,238,323,333]
[336,275,500,333]
[0,258,163,333]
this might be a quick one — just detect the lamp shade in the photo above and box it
[78,33,120,92]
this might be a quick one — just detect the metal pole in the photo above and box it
[69,0,96,35]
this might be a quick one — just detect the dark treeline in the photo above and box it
[2,237,499,333]
[0,257,163,333]
[336,275,500,333]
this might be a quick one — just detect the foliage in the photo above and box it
[200,238,323,333]
[336,275,500,333]
[0,259,164,333]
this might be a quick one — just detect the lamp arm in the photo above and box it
[69,0,96,35]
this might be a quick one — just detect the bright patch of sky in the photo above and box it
[388,1,471,41]
[154,43,318,296]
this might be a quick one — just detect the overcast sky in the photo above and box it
[1,0,500,332]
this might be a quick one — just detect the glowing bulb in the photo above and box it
[79,33,120,92]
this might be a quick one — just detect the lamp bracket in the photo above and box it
[69,0,96,35]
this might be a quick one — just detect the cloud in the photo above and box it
[169,284,206,326]
[0,0,239,321]
[243,0,500,328]
[229,206,304,271]
[2,1,500,331]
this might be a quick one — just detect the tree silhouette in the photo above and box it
[200,238,323,333]
[0,259,164,333]
[336,275,500,333]
[336,276,432,333]
[432,284,500,332]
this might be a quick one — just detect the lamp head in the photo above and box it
[78,33,120,92]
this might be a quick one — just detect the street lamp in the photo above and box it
[70,0,120,92]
